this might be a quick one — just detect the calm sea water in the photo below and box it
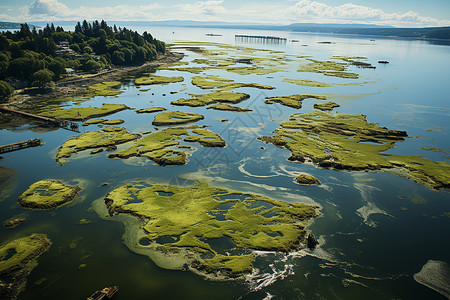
[1,27,449,299]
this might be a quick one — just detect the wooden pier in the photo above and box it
[235,35,287,44]
[0,106,79,132]
[0,138,42,154]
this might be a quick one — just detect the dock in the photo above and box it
[87,286,119,300]
[0,138,42,154]
[0,106,79,132]
[235,35,287,44]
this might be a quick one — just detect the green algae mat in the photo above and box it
[104,181,318,278]
[134,74,184,86]
[18,180,81,209]
[0,234,51,299]
[192,75,274,91]
[171,91,250,107]
[39,103,129,121]
[265,94,327,109]
[110,127,226,166]
[56,127,141,163]
[152,111,204,126]
[259,111,450,189]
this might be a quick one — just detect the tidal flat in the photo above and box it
[1,36,449,300]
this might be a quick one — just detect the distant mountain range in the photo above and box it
[2,20,450,40]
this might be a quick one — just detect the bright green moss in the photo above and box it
[102,119,125,125]
[86,81,123,97]
[313,101,340,111]
[265,94,327,109]
[82,119,107,126]
[152,111,204,126]
[39,103,129,121]
[18,180,81,209]
[109,127,225,165]
[295,174,321,185]
[56,127,141,162]
[322,71,359,79]
[207,104,252,112]
[192,75,274,91]
[282,78,332,87]
[104,181,318,277]
[0,234,51,299]
[259,111,450,189]
[135,107,167,114]
[298,59,360,79]
[171,92,250,107]
[135,74,184,86]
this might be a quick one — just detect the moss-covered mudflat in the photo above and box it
[259,111,450,189]
[152,111,204,126]
[265,94,327,109]
[0,234,51,299]
[314,102,340,111]
[192,75,274,91]
[171,91,250,107]
[82,119,124,126]
[104,181,318,278]
[109,127,225,166]
[295,174,321,185]
[39,103,129,121]
[85,81,123,97]
[299,59,360,79]
[57,127,141,163]
[135,107,167,114]
[207,104,252,112]
[282,78,332,87]
[134,74,184,86]
[18,180,81,209]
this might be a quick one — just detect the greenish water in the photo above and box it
[1,27,449,299]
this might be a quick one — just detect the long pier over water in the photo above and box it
[235,35,287,44]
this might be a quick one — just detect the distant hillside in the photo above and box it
[284,24,450,40]
[0,21,39,29]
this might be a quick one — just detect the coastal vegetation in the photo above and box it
[18,180,81,209]
[104,181,318,278]
[259,111,450,189]
[265,94,327,109]
[0,20,165,96]
[171,91,250,107]
[0,234,51,299]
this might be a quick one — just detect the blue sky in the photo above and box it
[0,0,449,27]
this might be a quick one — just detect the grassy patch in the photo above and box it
[152,111,204,126]
[18,180,81,209]
[135,74,184,86]
[259,111,450,189]
[282,78,332,87]
[265,94,327,109]
[57,127,141,163]
[171,91,250,107]
[0,234,51,299]
[39,103,129,121]
[109,127,225,166]
[105,181,318,277]
[135,107,167,114]
[192,75,274,91]
[313,102,340,111]
[207,104,252,112]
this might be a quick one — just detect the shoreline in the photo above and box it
[3,50,184,110]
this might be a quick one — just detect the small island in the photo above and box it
[18,180,81,209]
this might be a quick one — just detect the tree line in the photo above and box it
[0,20,165,98]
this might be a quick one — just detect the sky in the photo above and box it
[0,0,449,28]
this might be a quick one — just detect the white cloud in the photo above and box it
[25,0,162,21]
[282,0,450,27]
[174,1,227,19]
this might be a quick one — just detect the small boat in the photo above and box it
[206,33,222,36]
[290,39,299,42]
[378,60,389,64]
[87,286,119,300]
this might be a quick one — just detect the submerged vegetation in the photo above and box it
[104,181,318,278]
[18,180,81,209]
[259,111,450,189]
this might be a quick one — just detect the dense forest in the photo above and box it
[0,20,165,98]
